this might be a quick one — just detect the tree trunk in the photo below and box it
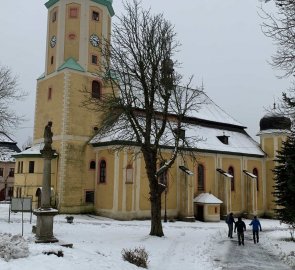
[150,189,164,237]
[142,148,164,237]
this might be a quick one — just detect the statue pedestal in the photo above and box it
[34,208,59,243]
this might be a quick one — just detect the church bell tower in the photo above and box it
[32,0,114,213]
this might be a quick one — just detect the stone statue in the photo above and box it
[44,121,53,150]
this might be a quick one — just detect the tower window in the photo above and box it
[89,160,96,170]
[48,88,52,100]
[91,55,98,65]
[51,56,54,65]
[99,160,106,183]
[69,7,78,18]
[197,164,205,191]
[92,11,99,21]
[92,81,101,99]
[0,168,3,177]
[52,11,57,22]
[228,166,235,191]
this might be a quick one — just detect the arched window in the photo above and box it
[99,160,106,183]
[228,166,234,191]
[89,160,96,170]
[92,81,101,99]
[253,168,259,191]
[197,164,205,191]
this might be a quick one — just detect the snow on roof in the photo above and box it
[193,193,223,204]
[0,147,19,162]
[0,132,15,144]
[13,144,42,156]
[91,122,265,156]
[0,133,20,162]
[187,92,243,127]
[257,129,291,136]
[12,143,56,157]
[90,90,265,156]
[186,125,265,156]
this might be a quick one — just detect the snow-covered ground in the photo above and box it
[0,204,294,270]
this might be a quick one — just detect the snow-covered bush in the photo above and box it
[0,233,29,261]
[122,246,149,268]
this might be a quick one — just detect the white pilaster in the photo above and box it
[122,150,127,212]
[135,153,141,212]
[112,151,119,212]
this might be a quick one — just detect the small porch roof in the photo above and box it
[193,193,223,204]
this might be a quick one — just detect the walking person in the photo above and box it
[249,216,262,244]
[234,217,246,245]
[226,212,235,238]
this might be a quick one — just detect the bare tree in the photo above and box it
[83,0,202,237]
[261,0,295,118]
[261,0,295,77]
[0,65,25,133]
[22,136,33,151]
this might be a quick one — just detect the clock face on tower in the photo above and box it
[89,34,100,47]
[50,36,57,48]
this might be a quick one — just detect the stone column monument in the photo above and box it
[33,121,58,243]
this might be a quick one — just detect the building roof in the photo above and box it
[90,92,265,157]
[45,0,115,17]
[13,143,58,158]
[193,193,223,204]
[57,58,85,73]
[259,111,291,132]
[0,132,21,162]
[187,93,243,128]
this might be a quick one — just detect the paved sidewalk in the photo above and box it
[213,233,294,270]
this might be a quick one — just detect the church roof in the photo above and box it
[259,111,291,132]
[37,73,45,81]
[90,92,265,157]
[45,0,115,17]
[57,58,85,73]
[187,93,243,128]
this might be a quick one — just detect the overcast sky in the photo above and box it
[0,0,291,148]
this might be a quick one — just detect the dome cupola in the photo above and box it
[259,111,291,131]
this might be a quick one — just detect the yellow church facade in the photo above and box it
[13,0,291,221]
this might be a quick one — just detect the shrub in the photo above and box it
[122,247,149,268]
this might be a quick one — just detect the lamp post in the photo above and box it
[164,188,167,223]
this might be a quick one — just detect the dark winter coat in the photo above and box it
[226,214,235,225]
[234,220,246,233]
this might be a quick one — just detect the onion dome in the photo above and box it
[259,111,291,131]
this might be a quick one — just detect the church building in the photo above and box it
[13,0,292,221]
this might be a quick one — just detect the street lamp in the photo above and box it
[164,187,168,223]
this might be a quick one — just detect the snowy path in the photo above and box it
[213,232,294,270]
